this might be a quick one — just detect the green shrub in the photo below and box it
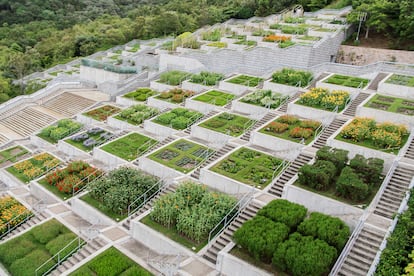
[89,247,132,275]
[159,70,191,85]
[9,249,53,276]
[31,219,65,244]
[233,216,289,262]
[281,25,306,34]
[171,117,190,129]
[298,212,350,251]
[45,233,78,256]
[189,71,224,86]
[336,167,369,201]
[257,199,307,230]
[271,68,313,87]
[316,146,349,175]
[120,266,152,276]
[298,160,336,191]
[0,238,37,266]
[349,154,384,186]
[272,233,337,276]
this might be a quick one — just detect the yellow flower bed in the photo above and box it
[298,88,350,111]
[0,196,31,234]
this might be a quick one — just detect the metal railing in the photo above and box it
[272,159,290,181]
[72,168,104,198]
[243,119,257,133]
[0,208,34,240]
[127,179,165,217]
[207,187,255,245]
[35,236,85,276]
[136,140,159,159]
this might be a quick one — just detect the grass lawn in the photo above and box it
[192,90,235,106]
[84,105,121,121]
[65,130,113,152]
[365,94,414,115]
[123,88,158,102]
[141,216,207,252]
[148,139,213,174]
[70,246,152,276]
[386,74,414,87]
[101,133,158,161]
[210,147,285,188]
[324,74,369,88]
[335,134,409,155]
[0,146,29,165]
[226,75,263,87]
[234,40,257,46]
[198,112,253,137]
[0,219,80,276]
[81,194,127,222]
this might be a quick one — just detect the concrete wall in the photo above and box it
[316,74,366,96]
[116,96,141,107]
[138,156,183,180]
[191,125,232,146]
[287,100,337,121]
[357,106,413,127]
[231,100,270,119]
[93,147,127,170]
[181,80,212,93]
[80,66,133,85]
[30,134,54,148]
[143,120,177,138]
[262,80,298,94]
[250,131,305,156]
[57,140,91,160]
[159,54,205,72]
[378,74,414,100]
[185,98,218,114]
[219,80,251,95]
[0,170,25,187]
[71,197,115,225]
[29,180,60,204]
[107,116,140,131]
[217,249,273,276]
[199,168,255,195]
[149,81,176,92]
[147,96,180,110]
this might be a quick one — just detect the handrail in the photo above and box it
[35,236,85,276]
[243,118,257,132]
[192,148,216,172]
[72,168,103,197]
[272,160,290,181]
[127,178,165,217]
[0,209,34,240]
[208,187,255,244]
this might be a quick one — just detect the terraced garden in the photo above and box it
[37,119,83,144]
[123,88,158,102]
[84,105,121,121]
[192,90,235,106]
[65,128,113,152]
[365,94,414,115]
[198,112,253,137]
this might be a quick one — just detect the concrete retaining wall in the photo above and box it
[57,140,91,159]
[217,249,272,276]
[71,197,115,225]
[29,180,60,204]
[181,80,212,93]
[80,66,133,85]
[143,120,177,138]
[191,125,232,146]
[147,96,179,110]
[149,81,176,92]
[262,80,298,94]
[287,100,336,121]
[250,131,304,155]
[138,156,184,180]
[93,147,127,170]
[356,105,413,127]
[378,74,414,100]
[199,168,254,195]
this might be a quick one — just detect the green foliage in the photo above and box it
[159,70,192,85]
[324,74,370,88]
[190,71,225,86]
[271,68,313,87]
[101,133,157,161]
[200,112,251,137]
[298,212,350,250]
[241,89,288,109]
[31,219,67,244]
[192,90,235,106]
[226,75,263,87]
[39,119,82,143]
[272,233,337,276]
[316,146,349,175]
[233,216,289,262]
[336,166,369,201]
[124,88,158,102]
[45,233,78,256]
[154,108,202,130]
[10,249,53,276]
[349,154,384,186]
[298,160,336,191]
[257,199,307,230]
[116,104,158,125]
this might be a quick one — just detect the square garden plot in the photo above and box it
[225,75,263,87]
[198,112,253,137]
[240,89,288,109]
[100,132,158,161]
[365,94,414,116]
[113,105,158,126]
[84,105,121,121]
[191,90,235,106]
[123,88,158,102]
[0,146,30,168]
[154,88,195,104]
[65,128,113,152]
[148,139,214,174]
[385,74,414,87]
[259,115,322,145]
[37,119,83,144]
[323,74,369,88]
[210,147,285,189]
[6,152,61,183]
[152,108,203,130]
[69,247,152,276]
[0,196,32,236]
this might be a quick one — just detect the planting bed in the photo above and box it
[65,128,113,152]
[6,153,61,183]
[148,139,213,174]
[0,146,29,167]
[198,112,252,137]
[142,181,237,251]
[101,133,158,161]
[210,147,285,188]
[189,71,225,86]
[365,94,414,115]
[297,87,350,111]
[192,90,235,106]
[84,105,121,121]
[385,74,414,87]
[0,219,80,276]
[83,167,161,220]
[323,74,369,88]
[123,88,158,102]
[70,246,152,276]
[232,199,349,276]
[241,90,288,109]
[337,117,409,153]
[153,108,203,130]
[37,119,83,144]
[155,88,195,104]
[226,75,263,87]
[270,68,313,88]
[158,70,192,86]
[260,115,321,144]
[0,196,31,234]
[113,105,158,125]
[296,146,384,205]
[38,161,103,200]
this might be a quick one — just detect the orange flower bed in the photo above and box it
[263,34,291,42]
[0,196,31,234]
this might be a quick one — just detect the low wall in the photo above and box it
[143,120,177,138]
[71,197,115,225]
[57,140,91,159]
[316,75,364,96]
[107,116,140,131]
[218,80,250,96]
[93,147,127,170]
[191,125,232,146]
[250,131,304,155]
[231,100,269,119]
[76,114,100,126]
[199,168,254,195]
[287,100,336,121]
[138,156,183,180]
[146,97,179,110]
[181,80,212,93]
[149,81,176,92]
[80,66,133,85]
[262,80,299,95]
[283,184,363,230]
[357,106,413,127]
[377,74,414,100]
[217,248,273,276]
[29,181,60,204]
[30,134,54,149]
[0,170,25,187]
[115,96,140,107]
[185,98,218,114]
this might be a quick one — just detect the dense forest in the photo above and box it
[0,0,412,103]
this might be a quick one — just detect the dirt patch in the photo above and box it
[397,108,414,116]
[376,96,395,103]
[402,101,414,107]
[369,102,389,111]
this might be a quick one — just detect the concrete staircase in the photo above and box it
[373,164,414,219]
[1,212,49,241]
[50,237,108,276]
[367,73,389,91]
[308,72,330,89]
[403,137,414,160]
[267,152,313,197]
[42,92,97,117]
[202,201,262,264]
[336,225,386,276]
[183,110,219,135]
[0,134,9,146]
[122,184,177,230]
[312,117,348,149]
[240,112,276,141]
[0,106,57,137]
[190,143,236,179]
[342,92,371,117]
[277,92,302,113]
